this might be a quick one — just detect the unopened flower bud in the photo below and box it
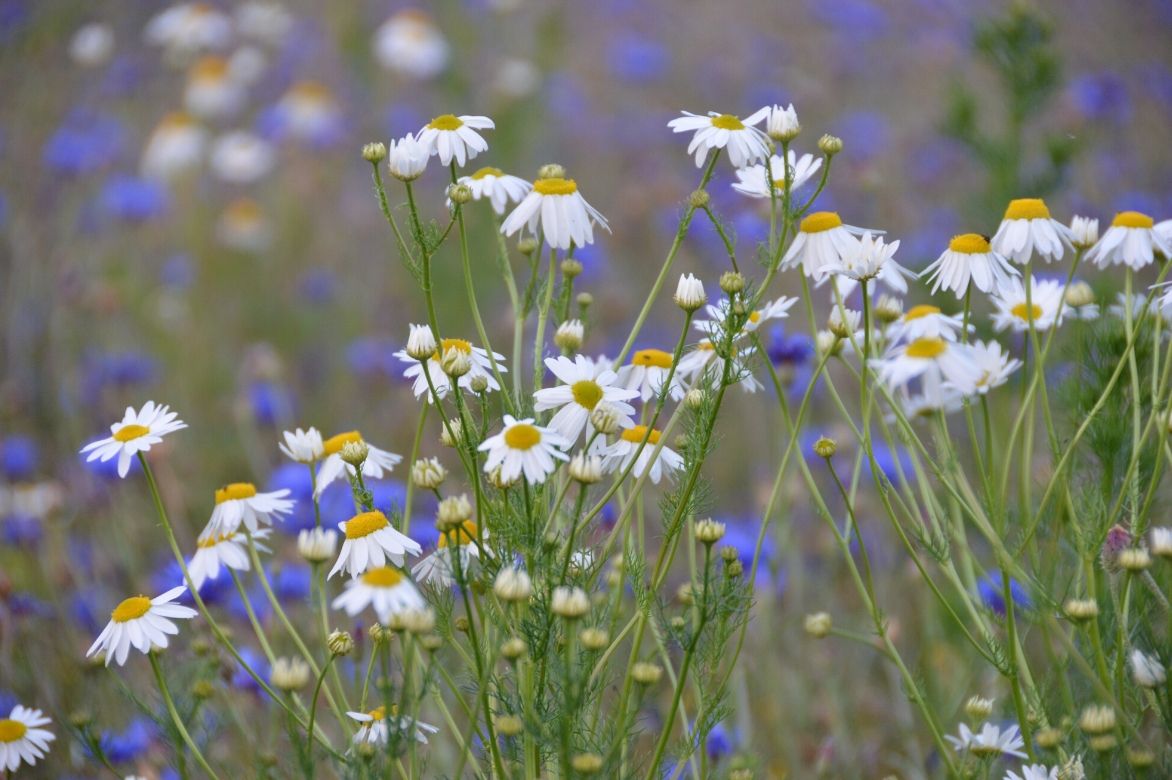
[469,374,489,393]
[576,291,593,310]
[403,608,436,635]
[271,657,311,691]
[550,586,590,619]
[828,308,860,339]
[368,623,391,644]
[1078,704,1115,734]
[804,612,832,638]
[720,545,738,563]
[964,695,994,720]
[362,142,387,163]
[818,134,843,155]
[448,183,473,205]
[579,627,609,650]
[1064,598,1099,622]
[328,630,354,657]
[501,637,527,660]
[440,418,464,447]
[421,634,442,652]
[406,324,437,361]
[436,494,473,532]
[674,273,707,312]
[339,440,369,467]
[675,582,694,606]
[495,714,524,736]
[875,294,903,325]
[813,437,837,458]
[1034,727,1062,749]
[631,661,663,686]
[719,271,745,294]
[537,163,566,180]
[568,452,602,484]
[1101,524,1131,571]
[1128,649,1165,688]
[298,527,338,563]
[694,518,726,545]
[766,103,800,142]
[1126,748,1155,768]
[440,347,472,378]
[1064,280,1095,309]
[571,753,603,774]
[589,403,622,436]
[1118,547,1151,572]
[816,330,841,358]
[561,258,583,278]
[1070,216,1099,249]
[191,679,215,700]
[517,237,538,255]
[555,319,584,352]
[1088,734,1116,753]
[453,616,469,632]
[69,710,93,728]
[684,388,706,409]
[688,189,710,209]
[411,457,446,490]
[494,568,532,602]
[486,465,519,490]
[725,559,743,578]
[1151,526,1172,558]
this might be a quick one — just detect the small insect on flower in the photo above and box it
[533,355,638,443]
[478,415,571,484]
[188,527,270,590]
[944,722,1028,759]
[348,705,439,747]
[990,277,1068,332]
[87,587,198,667]
[500,174,610,251]
[0,704,55,772]
[332,565,426,622]
[991,198,1074,264]
[279,426,324,464]
[206,482,294,535]
[412,520,485,586]
[602,425,684,484]
[416,113,495,166]
[314,431,402,497]
[80,401,187,478]
[1086,211,1172,270]
[780,212,871,281]
[395,336,506,402]
[329,511,422,578]
[450,167,531,214]
[667,108,771,168]
[920,233,1019,298]
[731,150,822,199]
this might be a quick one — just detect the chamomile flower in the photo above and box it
[348,706,439,747]
[694,296,798,338]
[823,231,913,297]
[780,212,870,281]
[314,431,403,497]
[329,511,422,579]
[1086,211,1172,270]
[184,56,247,120]
[602,426,684,484]
[990,277,1067,332]
[188,528,270,590]
[667,109,770,168]
[272,82,343,146]
[235,2,293,47]
[0,705,54,772]
[945,722,1028,759]
[896,385,967,420]
[991,198,1074,264]
[451,167,531,214]
[416,114,494,166]
[920,233,1018,298]
[394,337,506,401]
[144,3,233,57]
[872,338,980,391]
[411,520,484,586]
[141,112,207,180]
[80,401,187,478]
[1005,765,1058,780]
[206,482,294,535]
[478,416,570,484]
[209,131,275,183]
[533,355,638,442]
[70,23,114,67]
[279,426,324,463]
[373,10,450,80]
[946,341,1022,396]
[617,349,684,402]
[216,198,271,252]
[500,176,610,250]
[386,134,429,181]
[87,587,198,667]
[677,341,762,394]
[331,565,426,622]
[731,151,822,199]
[885,305,966,343]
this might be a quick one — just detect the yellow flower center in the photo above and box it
[710,114,745,130]
[366,705,397,721]
[324,431,363,455]
[112,595,152,623]
[632,349,674,369]
[749,311,762,323]
[345,511,389,539]
[504,424,542,450]
[800,211,843,234]
[290,81,330,101]
[470,167,503,180]
[360,566,404,587]
[904,338,948,359]
[192,56,229,80]
[197,532,233,549]
[948,233,991,254]
[904,304,942,321]
[215,482,257,504]
[697,341,715,352]
[533,177,578,196]
[1011,302,1043,322]
[429,338,473,363]
[1112,211,1154,229]
[427,114,464,131]
[0,719,27,743]
[113,424,150,443]
[620,425,661,445]
[571,380,604,409]
[1004,198,1050,220]
[438,520,478,547]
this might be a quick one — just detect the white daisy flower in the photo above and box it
[533,355,638,443]
[991,198,1073,264]
[141,112,207,180]
[315,431,403,498]
[1070,215,1100,248]
[235,2,294,47]
[188,527,271,590]
[274,82,342,144]
[347,705,439,747]
[411,520,485,587]
[386,134,429,182]
[871,338,980,391]
[1108,292,1172,325]
[667,109,770,168]
[616,349,684,402]
[206,482,294,535]
[373,9,449,80]
[451,167,531,214]
[500,176,610,251]
[1157,218,1172,246]
[329,511,422,579]
[822,231,914,298]
[280,426,324,464]
[895,385,967,420]
[990,277,1067,332]
[80,401,187,478]
[87,587,198,667]
[780,212,871,281]
[416,114,494,166]
[731,151,822,199]
[144,3,232,56]
[944,722,1028,758]
[0,705,55,772]
[1128,649,1166,688]
[946,340,1022,396]
[70,22,114,67]
[1005,765,1058,780]
[677,341,762,394]
[1086,211,1172,270]
[885,304,967,344]
[478,416,570,484]
[331,565,426,622]
[209,130,275,183]
[216,198,271,253]
[184,56,247,121]
[602,426,684,484]
[394,338,506,402]
[764,103,800,141]
[920,233,1018,298]
[694,296,798,339]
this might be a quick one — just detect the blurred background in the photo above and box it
[1,0,1171,776]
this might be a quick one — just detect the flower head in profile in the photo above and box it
[602,425,684,484]
[617,349,684,402]
[695,296,797,339]
[0,704,55,772]
[386,134,429,181]
[188,528,271,590]
[395,336,506,402]
[80,401,187,478]
[412,520,486,586]
[944,722,1027,758]
[478,416,570,484]
[280,427,324,464]
[946,340,1022,397]
[823,231,913,297]
[500,174,610,250]
[920,233,1018,298]
[1086,211,1171,270]
[451,167,531,214]
[667,109,770,168]
[416,114,494,166]
[347,705,439,747]
[677,341,762,395]
[332,565,426,622]
[329,510,422,579]
[780,212,871,281]
[87,587,198,666]
[206,482,294,535]
[871,338,979,393]
[314,431,402,497]
[533,356,638,443]
[731,150,822,199]
[885,305,966,344]
[373,9,449,80]
[991,198,1073,264]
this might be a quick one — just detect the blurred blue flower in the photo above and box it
[271,564,312,603]
[99,55,147,98]
[2,514,42,547]
[1113,191,1162,216]
[977,573,1030,616]
[80,447,142,480]
[870,444,914,485]
[0,1,29,43]
[766,326,813,367]
[706,722,738,761]
[384,104,428,138]
[80,349,157,407]
[43,110,125,176]
[249,380,295,426]
[1,435,37,481]
[608,34,670,84]
[99,175,170,222]
[346,338,398,379]
[831,110,890,163]
[160,254,195,291]
[96,717,156,764]
[232,647,268,693]
[7,591,50,618]
[298,267,337,304]
[1068,71,1130,122]
[719,518,780,591]
[808,0,890,36]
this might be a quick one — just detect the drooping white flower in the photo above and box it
[347,706,439,747]
[478,416,570,484]
[206,482,294,535]
[395,337,506,402]
[944,722,1028,759]
[332,565,426,621]
[314,431,402,497]
[416,114,494,166]
[184,56,247,120]
[871,338,980,392]
[667,109,770,168]
[87,587,198,666]
[694,296,798,339]
[386,134,429,181]
[80,401,187,478]
[602,425,684,484]
[1086,211,1172,270]
[731,151,822,199]
[533,356,638,443]
[329,511,422,579]
[991,198,1074,264]
[141,112,207,180]
[823,231,914,297]
[616,349,684,402]
[500,176,610,251]
[677,340,762,394]
[188,528,270,590]
[373,10,449,80]
[920,233,1018,298]
[451,167,531,214]
[0,704,55,772]
[209,130,275,183]
[780,212,872,281]
[885,305,967,344]
[411,520,485,587]
[946,340,1022,396]
[280,427,325,464]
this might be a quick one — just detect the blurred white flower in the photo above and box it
[374,10,450,79]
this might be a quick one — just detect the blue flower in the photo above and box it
[346,338,398,379]
[0,435,37,480]
[608,34,669,84]
[270,564,312,604]
[99,174,170,222]
[232,647,269,693]
[705,722,738,761]
[297,267,337,304]
[766,326,813,367]
[831,110,890,163]
[43,110,125,176]
[160,254,195,291]
[2,514,42,547]
[977,573,1030,616]
[249,380,295,426]
[1068,71,1130,122]
[95,717,156,764]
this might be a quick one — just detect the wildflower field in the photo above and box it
[3,1,1172,778]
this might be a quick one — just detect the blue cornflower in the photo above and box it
[608,34,669,84]
[95,717,156,764]
[977,573,1031,616]
[1,435,37,480]
[99,174,170,222]
[43,110,125,176]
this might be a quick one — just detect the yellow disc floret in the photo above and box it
[112,595,152,623]
[533,178,578,196]
[800,211,844,234]
[0,719,27,743]
[324,431,363,455]
[710,114,745,130]
[1011,303,1043,322]
[215,482,257,504]
[904,305,942,321]
[620,425,662,445]
[1004,198,1050,220]
[113,424,150,442]
[948,233,991,254]
[1112,211,1154,229]
[632,349,674,368]
[438,520,478,547]
[361,566,405,587]
[504,424,542,450]
[470,167,503,180]
[427,114,464,131]
[346,510,389,539]
[571,380,604,409]
[905,338,948,359]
